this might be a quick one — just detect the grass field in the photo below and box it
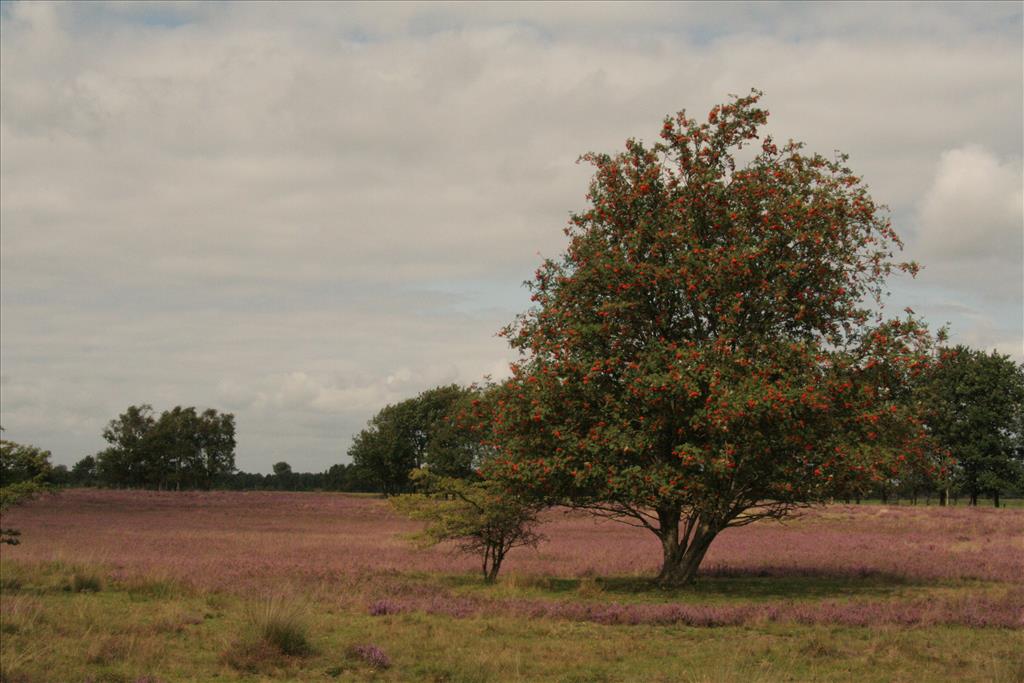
[1,490,1022,682]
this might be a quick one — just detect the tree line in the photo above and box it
[57,404,378,492]
[7,339,1023,528]
[21,351,1022,506]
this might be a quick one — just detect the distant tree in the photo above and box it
[195,408,237,486]
[71,455,99,486]
[349,385,478,494]
[923,346,1024,506]
[147,407,237,489]
[272,461,293,490]
[216,469,269,491]
[49,464,71,487]
[96,405,236,489]
[0,432,54,544]
[348,421,403,495]
[391,469,545,582]
[98,404,157,486]
[323,462,374,492]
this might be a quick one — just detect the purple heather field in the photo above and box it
[3,489,1021,628]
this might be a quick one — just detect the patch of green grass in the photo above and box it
[1,559,1021,682]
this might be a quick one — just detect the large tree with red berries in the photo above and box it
[484,90,942,584]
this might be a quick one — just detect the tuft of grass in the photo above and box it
[70,570,104,593]
[251,595,313,656]
[222,594,314,672]
[576,576,604,599]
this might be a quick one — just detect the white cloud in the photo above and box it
[917,146,1023,263]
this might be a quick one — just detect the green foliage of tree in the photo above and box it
[0,432,54,544]
[70,455,99,486]
[391,469,545,582]
[482,90,943,584]
[424,386,494,479]
[349,385,485,494]
[271,461,294,490]
[923,346,1024,506]
[98,404,156,487]
[95,405,236,489]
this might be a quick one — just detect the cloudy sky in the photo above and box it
[2,1,1021,473]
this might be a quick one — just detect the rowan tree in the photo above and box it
[483,90,943,584]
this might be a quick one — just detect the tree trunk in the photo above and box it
[939,488,948,506]
[993,491,1000,508]
[655,507,718,585]
[482,545,493,582]
[483,543,506,583]
[970,492,978,506]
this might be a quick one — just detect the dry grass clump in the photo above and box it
[222,594,314,672]
[70,569,104,593]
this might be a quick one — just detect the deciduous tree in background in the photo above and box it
[96,405,236,489]
[484,90,943,584]
[97,404,157,487]
[349,385,485,494]
[923,346,1024,507]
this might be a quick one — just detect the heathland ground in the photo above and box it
[1,490,1021,682]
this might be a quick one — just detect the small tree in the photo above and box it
[0,432,54,544]
[391,469,545,582]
